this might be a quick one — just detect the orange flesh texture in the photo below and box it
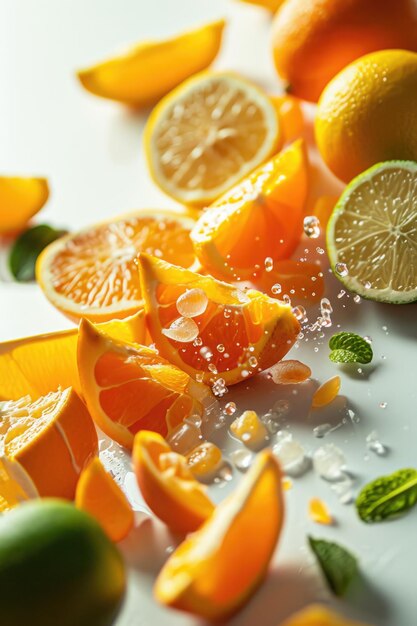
[192,140,308,280]
[154,451,284,620]
[139,255,301,385]
[133,431,215,533]
[308,497,332,525]
[77,320,204,448]
[76,457,134,542]
[2,389,98,499]
[270,359,311,384]
[312,375,341,408]
[186,442,222,478]
[37,212,196,322]
[259,259,325,303]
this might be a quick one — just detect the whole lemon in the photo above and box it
[315,49,417,182]
[271,0,417,102]
[0,499,126,626]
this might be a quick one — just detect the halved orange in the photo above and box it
[154,450,284,621]
[0,387,98,499]
[77,319,209,449]
[191,139,308,280]
[76,457,134,542]
[279,604,371,626]
[138,254,300,385]
[36,209,197,323]
[133,430,215,534]
[0,311,146,402]
[0,176,49,235]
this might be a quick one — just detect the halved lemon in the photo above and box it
[154,450,284,621]
[36,209,197,322]
[138,254,300,386]
[145,72,282,206]
[327,161,417,303]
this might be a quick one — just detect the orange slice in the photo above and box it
[0,311,146,402]
[154,450,284,621]
[36,209,197,323]
[77,20,225,107]
[77,319,209,449]
[133,431,215,533]
[191,140,308,280]
[145,71,282,206]
[139,254,300,386]
[0,176,49,235]
[0,387,98,499]
[279,604,372,626]
[76,457,134,542]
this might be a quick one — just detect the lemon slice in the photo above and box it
[327,161,417,303]
[145,72,282,205]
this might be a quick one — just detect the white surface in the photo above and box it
[1,1,417,625]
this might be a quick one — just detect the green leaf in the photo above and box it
[308,536,359,596]
[9,224,67,282]
[328,332,373,364]
[356,468,417,523]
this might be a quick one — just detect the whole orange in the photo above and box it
[271,0,417,102]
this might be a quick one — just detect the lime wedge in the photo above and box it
[327,161,417,304]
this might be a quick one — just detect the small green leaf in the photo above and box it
[356,468,417,523]
[9,224,67,282]
[308,536,359,596]
[328,332,373,364]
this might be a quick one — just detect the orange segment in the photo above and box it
[279,604,372,626]
[76,457,134,542]
[36,209,197,323]
[154,450,284,621]
[0,311,146,401]
[191,140,308,280]
[77,319,208,449]
[0,177,49,235]
[0,457,39,513]
[77,20,225,107]
[270,359,311,384]
[133,431,215,534]
[139,254,300,386]
[230,410,268,451]
[312,376,341,408]
[186,442,223,479]
[0,388,98,499]
[259,259,325,303]
[308,498,333,525]
[145,72,282,206]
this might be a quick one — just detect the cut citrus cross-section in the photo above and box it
[0,457,39,513]
[0,388,98,499]
[36,209,197,322]
[77,319,209,449]
[191,139,308,280]
[133,431,215,534]
[145,71,282,205]
[0,176,49,235]
[154,450,284,621]
[139,254,300,386]
[77,20,225,107]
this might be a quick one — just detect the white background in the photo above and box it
[1,1,417,625]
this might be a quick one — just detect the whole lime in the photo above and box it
[0,499,126,626]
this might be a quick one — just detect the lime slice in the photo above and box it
[327,161,417,304]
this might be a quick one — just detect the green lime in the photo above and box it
[0,499,126,626]
[327,160,417,303]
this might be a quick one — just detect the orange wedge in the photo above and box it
[191,140,308,280]
[76,457,134,542]
[145,71,282,206]
[0,387,98,499]
[36,209,197,323]
[0,311,146,402]
[133,431,215,533]
[77,20,225,107]
[154,450,284,620]
[0,457,39,513]
[139,254,300,385]
[0,176,49,235]
[77,319,208,449]
[279,604,372,626]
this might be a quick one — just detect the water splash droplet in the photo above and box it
[271,283,282,295]
[264,257,274,272]
[366,431,386,456]
[335,262,349,277]
[224,402,237,416]
[303,215,321,238]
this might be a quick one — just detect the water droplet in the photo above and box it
[364,281,371,289]
[162,317,199,343]
[283,294,291,305]
[273,433,307,476]
[303,215,321,238]
[353,294,361,303]
[366,431,386,456]
[292,305,306,321]
[313,443,346,480]
[316,247,325,255]
[264,257,274,272]
[313,423,333,438]
[337,290,346,299]
[379,401,387,409]
[330,472,354,504]
[230,448,253,472]
[200,346,213,360]
[363,336,372,344]
[271,283,282,295]
[224,402,237,416]
[212,378,227,397]
[320,298,333,316]
[176,288,208,318]
[217,343,225,353]
[335,262,349,277]
[248,356,258,368]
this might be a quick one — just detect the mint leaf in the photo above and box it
[9,224,67,281]
[356,468,417,523]
[329,332,373,364]
[308,536,359,596]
